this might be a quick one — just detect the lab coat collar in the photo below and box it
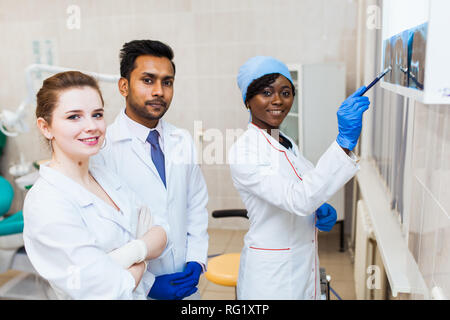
[248,122,298,156]
[110,108,186,190]
[89,166,134,235]
[109,108,135,142]
[39,164,96,208]
[39,163,133,234]
[38,163,123,208]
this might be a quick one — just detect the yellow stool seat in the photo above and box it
[205,253,241,287]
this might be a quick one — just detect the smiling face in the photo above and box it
[119,55,175,128]
[247,75,294,131]
[37,86,106,161]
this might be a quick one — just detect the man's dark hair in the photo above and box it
[245,73,295,106]
[119,40,176,80]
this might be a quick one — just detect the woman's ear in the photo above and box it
[118,77,129,98]
[36,117,53,140]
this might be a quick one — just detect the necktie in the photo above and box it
[146,130,166,188]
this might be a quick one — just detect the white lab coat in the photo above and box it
[91,109,209,283]
[23,164,164,299]
[228,123,359,300]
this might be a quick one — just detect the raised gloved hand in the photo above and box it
[336,86,370,151]
[172,262,203,299]
[315,203,337,232]
[136,206,153,239]
[148,272,194,300]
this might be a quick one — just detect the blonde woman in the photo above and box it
[23,71,169,299]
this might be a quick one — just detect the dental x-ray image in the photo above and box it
[393,30,409,87]
[408,23,428,90]
[383,40,393,83]
[382,22,428,90]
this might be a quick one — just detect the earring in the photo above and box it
[100,137,107,150]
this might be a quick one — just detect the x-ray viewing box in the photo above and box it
[381,0,450,104]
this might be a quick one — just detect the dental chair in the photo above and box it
[0,175,52,299]
[0,176,24,271]
[0,134,28,276]
[205,209,248,299]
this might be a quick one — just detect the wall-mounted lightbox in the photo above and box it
[381,0,450,104]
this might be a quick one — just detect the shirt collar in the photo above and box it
[123,109,164,144]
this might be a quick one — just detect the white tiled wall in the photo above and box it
[0,0,359,229]
[408,102,450,299]
[355,0,450,299]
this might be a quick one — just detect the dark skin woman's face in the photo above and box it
[247,75,294,133]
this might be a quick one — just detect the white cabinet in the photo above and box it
[281,63,346,221]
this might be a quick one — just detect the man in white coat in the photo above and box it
[91,40,208,300]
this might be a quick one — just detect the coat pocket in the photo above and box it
[240,246,292,299]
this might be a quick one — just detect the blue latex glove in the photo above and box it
[148,271,194,300]
[175,285,198,300]
[336,86,370,151]
[315,203,337,232]
[172,262,203,299]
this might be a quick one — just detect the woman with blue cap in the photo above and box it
[228,56,369,300]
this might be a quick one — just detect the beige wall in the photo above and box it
[0,0,359,228]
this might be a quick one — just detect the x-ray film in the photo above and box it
[408,23,428,90]
[382,22,428,91]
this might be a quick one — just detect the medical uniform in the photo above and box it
[91,109,209,294]
[228,123,359,300]
[23,164,160,299]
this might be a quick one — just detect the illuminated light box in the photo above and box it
[381,0,450,104]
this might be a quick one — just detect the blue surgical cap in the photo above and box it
[237,56,293,103]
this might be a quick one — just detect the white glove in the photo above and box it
[136,206,154,239]
[107,239,147,269]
